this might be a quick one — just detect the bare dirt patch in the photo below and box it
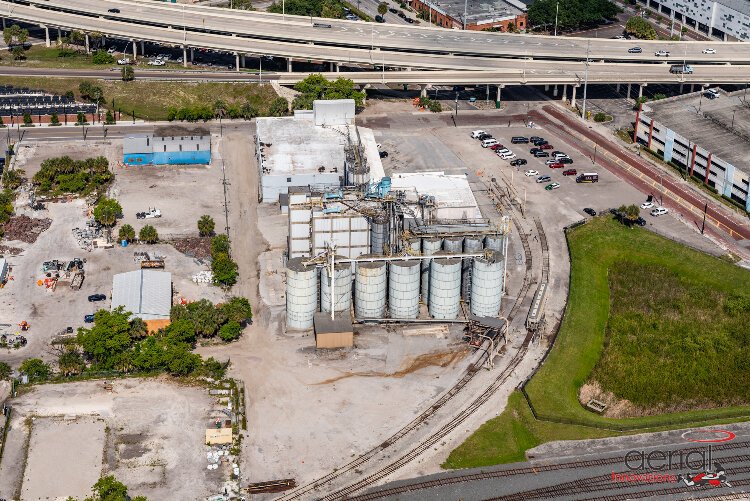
[2,215,51,244]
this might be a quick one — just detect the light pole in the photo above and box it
[463,0,468,29]
[731,109,736,129]
[182,5,186,44]
[554,0,559,36]
[581,39,590,121]
[259,54,262,83]
[700,201,708,234]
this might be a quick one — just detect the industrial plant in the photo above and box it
[266,99,511,349]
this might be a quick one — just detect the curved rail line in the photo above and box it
[279,196,541,500]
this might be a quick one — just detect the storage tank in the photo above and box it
[370,215,389,255]
[443,236,463,253]
[388,260,420,319]
[286,257,318,330]
[429,252,462,319]
[484,234,504,252]
[354,256,387,318]
[470,249,504,317]
[420,237,443,302]
[320,256,352,314]
[406,238,421,255]
[462,236,484,299]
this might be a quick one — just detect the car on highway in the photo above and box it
[511,136,529,144]
[524,169,539,176]
[650,207,669,216]
[628,47,642,54]
[563,168,578,176]
[84,314,95,323]
[548,162,564,169]
[511,159,528,167]
[670,64,693,74]
[540,144,554,150]
[702,48,717,54]
[654,50,670,57]
[107,47,116,54]
[88,294,106,302]
[536,175,552,183]
[545,182,561,191]
[107,8,121,13]
[583,208,597,216]
[640,201,655,209]
[533,151,550,158]
[614,35,626,39]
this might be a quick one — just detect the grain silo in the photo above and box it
[484,234,504,252]
[388,260,420,319]
[462,236,484,299]
[286,257,318,330]
[470,249,504,317]
[443,236,463,253]
[429,252,462,320]
[370,214,390,255]
[320,257,353,314]
[420,237,443,302]
[354,256,387,318]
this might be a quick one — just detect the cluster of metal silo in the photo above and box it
[354,256,387,318]
[388,260,421,318]
[369,215,389,255]
[429,252,462,319]
[461,236,484,299]
[286,258,319,330]
[320,257,352,314]
[470,249,504,317]
[420,237,443,303]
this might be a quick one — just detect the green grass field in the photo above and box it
[445,217,750,469]
[0,76,278,121]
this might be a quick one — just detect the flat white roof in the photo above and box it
[111,270,172,321]
[390,172,482,220]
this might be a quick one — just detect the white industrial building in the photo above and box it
[111,269,173,331]
[637,0,750,41]
[390,172,483,220]
[634,89,750,211]
[256,99,383,203]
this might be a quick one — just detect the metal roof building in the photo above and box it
[123,125,211,166]
[112,270,172,329]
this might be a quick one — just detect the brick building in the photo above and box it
[410,0,527,31]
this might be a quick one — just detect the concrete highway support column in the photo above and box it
[335,63,340,72]
[287,58,293,72]
[571,85,578,108]
[190,47,194,63]
[140,41,145,56]
[85,34,90,53]
[241,54,246,67]
[560,84,567,102]
[42,25,50,47]
[639,83,647,99]
[626,83,631,100]
[182,46,188,68]
[1,18,5,30]
[690,84,695,93]
[496,84,504,102]
[132,40,137,60]
[57,28,61,40]
[420,85,428,98]
[329,61,335,72]
[544,84,550,92]
[235,53,240,72]
[616,83,620,93]
[553,85,558,97]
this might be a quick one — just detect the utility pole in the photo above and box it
[463,0,468,29]
[554,0,559,36]
[701,202,708,234]
[581,39,590,121]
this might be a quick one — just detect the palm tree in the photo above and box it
[139,225,159,244]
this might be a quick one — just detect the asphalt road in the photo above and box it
[5,0,746,63]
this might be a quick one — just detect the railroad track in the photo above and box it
[344,442,750,500]
[533,217,550,283]
[279,189,544,500]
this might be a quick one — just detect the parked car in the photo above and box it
[532,139,548,146]
[470,130,486,139]
[704,88,720,99]
[545,158,560,165]
[148,59,165,66]
[552,151,569,158]
[583,208,597,216]
[545,182,561,190]
[628,47,642,54]
[107,8,121,13]
[117,58,131,65]
[489,143,505,150]
[635,216,647,226]
[702,47,717,54]
[107,47,116,54]
[533,151,550,158]
[530,136,544,142]
[375,15,385,22]
[536,175,552,183]
[397,10,406,18]
[389,7,398,13]
[405,17,415,23]
[563,169,578,176]
[524,169,539,176]
[481,138,499,148]
[511,136,529,144]
[379,151,389,158]
[529,148,541,154]
[640,201,655,209]
[499,151,516,160]
[84,314,95,323]
[511,159,528,167]
[477,133,493,141]
[88,294,106,302]
[650,207,669,216]
[540,144,554,150]
[558,157,574,164]
[495,148,511,154]
[654,50,670,57]
[548,162,564,169]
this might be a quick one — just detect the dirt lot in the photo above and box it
[0,378,222,501]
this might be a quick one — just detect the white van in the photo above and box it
[471,130,486,139]
[481,138,498,148]
[499,151,516,160]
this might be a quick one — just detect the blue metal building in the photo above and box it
[124,126,211,166]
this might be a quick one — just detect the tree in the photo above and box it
[230,0,254,9]
[93,197,122,227]
[240,102,259,119]
[10,46,25,61]
[633,95,649,110]
[212,253,239,286]
[528,0,620,31]
[197,215,215,237]
[186,299,225,337]
[50,112,60,126]
[23,112,32,126]
[121,65,135,82]
[221,297,253,325]
[118,223,135,243]
[129,318,149,339]
[139,224,159,244]
[292,74,366,110]
[77,308,132,370]
[92,50,115,65]
[57,347,85,376]
[69,30,86,52]
[218,321,242,342]
[19,358,50,382]
[212,100,227,119]
[91,475,128,501]
[201,357,228,379]
[163,318,197,345]
[77,111,87,124]
[3,24,28,47]
[268,97,289,117]
[625,16,657,39]
[105,110,115,124]
[0,361,11,380]
[378,2,388,15]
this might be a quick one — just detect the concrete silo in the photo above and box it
[388,260,420,319]
[420,237,443,303]
[286,257,318,330]
[320,257,352,314]
[429,252,462,320]
[470,249,505,317]
[354,256,387,319]
[462,236,484,300]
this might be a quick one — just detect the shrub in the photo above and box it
[91,50,115,64]
[22,112,32,126]
[50,112,60,126]
[198,215,215,237]
[218,321,242,342]
[593,112,607,122]
[105,110,115,124]
[19,358,50,382]
[212,253,238,286]
[211,234,231,255]
[268,97,289,117]
[625,16,657,39]
[121,65,135,81]
[76,111,87,125]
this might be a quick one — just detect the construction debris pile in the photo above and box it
[0,244,23,255]
[171,236,212,260]
[192,270,213,284]
[3,215,52,243]
[134,251,166,269]
[71,219,104,251]
[38,258,85,290]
